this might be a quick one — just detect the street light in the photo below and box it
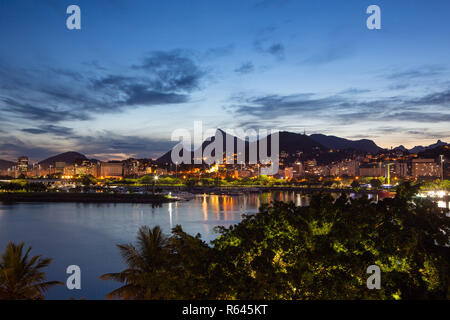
[440,155,444,182]
[152,175,159,195]
[175,161,178,179]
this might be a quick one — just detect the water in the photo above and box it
[0,192,310,300]
[2,191,446,300]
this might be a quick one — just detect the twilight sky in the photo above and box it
[0,0,449,161]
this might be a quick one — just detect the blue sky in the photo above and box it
[0,0,449,160]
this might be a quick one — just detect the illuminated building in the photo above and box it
[411,159,440,178]
[17,156,29,173]
[100,162,123,178]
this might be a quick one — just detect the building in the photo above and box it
[411,159,440,178]
[17,156,29,173]
[284,167,294,180]
[392,162,409,178]
[293,162,304,177]
[54,162,66,174]
[330,160,359,177]
[359,164,384,177]
[100,162,123,178]
[310,165,330,177]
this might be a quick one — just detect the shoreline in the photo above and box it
[0,192,177,204]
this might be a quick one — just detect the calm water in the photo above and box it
[0,192,311,300]
[2,192,447,300]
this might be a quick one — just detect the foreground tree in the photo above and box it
[103,183,450,300]
[212,183,450,299]
[100,226,169,299]
[0,242,62,300]
[101,225,214,299]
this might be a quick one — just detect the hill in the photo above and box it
[409,140,448,154]
[309,134,382,153]
[158,130,326,165]
[39,151,88,168]
[417,144,449,159]
[0,159,16,170]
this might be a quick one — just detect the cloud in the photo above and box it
[21,125,74,136]
[301,42,355,65]
[78,132,173,158]
[0,136,61,161]
[234,62,255,74]
[228,88,450,125]
[0,49,207,126]
[339,88,371,95]
[384,112,450,123]
[254,40,285,61]
[0,132,175,162]
[230,93,350,119]
[411,89,450,107]
[0,97,91,122]
[132,49,206,92]
[203,44,235,60]
[385,65,446,81]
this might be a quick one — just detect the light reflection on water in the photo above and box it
[0,191,446,299]
[0,192,299,300]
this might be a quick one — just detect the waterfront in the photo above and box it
[0,191,310,299]
[1,190,448,300]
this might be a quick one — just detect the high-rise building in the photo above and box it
[17,156,29,173]
[284,167,294,180]
[293,162,304,177]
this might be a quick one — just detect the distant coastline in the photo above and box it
[0,192,176,204]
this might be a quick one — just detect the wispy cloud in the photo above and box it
[0,49,207,125]
[254,40,285,61]
[234,62,255,74]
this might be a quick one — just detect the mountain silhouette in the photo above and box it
[39,151,88,168]
[309,134,382,153]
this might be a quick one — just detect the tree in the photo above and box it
[100,226,171,299]
[101,225,214,300]
[370,178,382,190]
[351,180,360,189]
[102,183,450,300]
[0,242,62,300]
[212,183,450,299]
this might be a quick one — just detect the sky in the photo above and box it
[0,0,449,161]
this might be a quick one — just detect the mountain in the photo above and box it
[157,129,248,165]
[277,132,325,153]
[309,134,382,153]
[39,151,88,168]
[393,145,408,152]
[417,144,450,159]
[0,159,15,170]
[157,129,326,165]
[409,140,448,154]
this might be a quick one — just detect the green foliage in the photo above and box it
[77,174,97,186]
[0,182,47,192]
[102,183,450,300]
[100,226,213,299]
[0,242,62,300]
[369,178,382,190]
[351,180,360,188]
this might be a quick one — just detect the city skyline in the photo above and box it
[1,0,449,161]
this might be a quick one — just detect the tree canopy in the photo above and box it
[102,182,450,300]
